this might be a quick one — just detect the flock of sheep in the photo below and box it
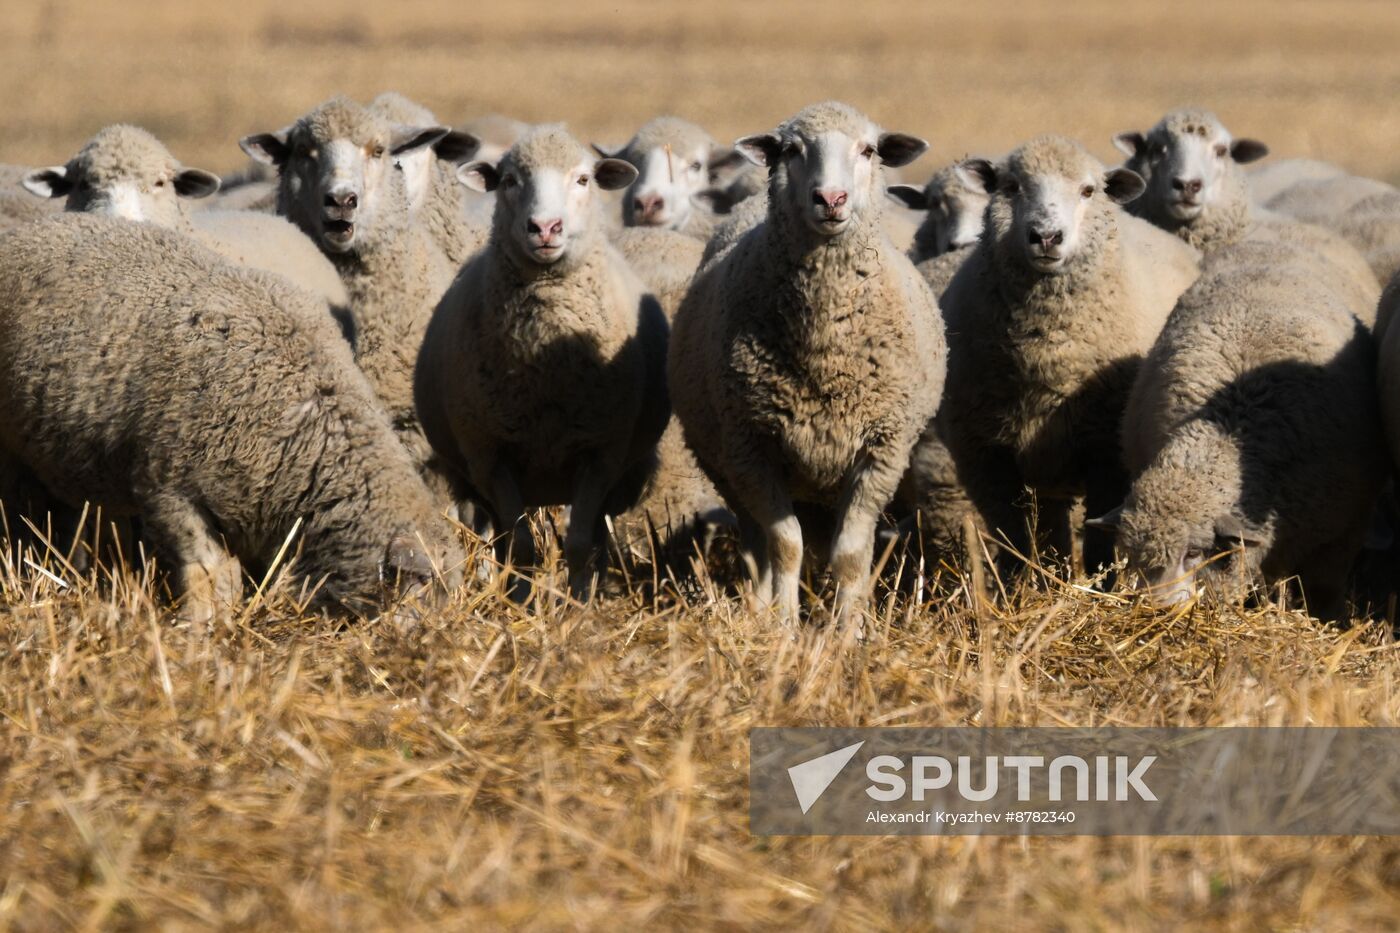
[1,92,1398,625]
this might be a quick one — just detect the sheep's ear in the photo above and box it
[1214,514,1266,546]
[173,168,221,199]
[1112,131,1146,159]
[433,130,481,164]
[1103,168,1146,205]
[1230,138,1269,164]
[456,161,500,193]
[593,158,639,191]
[391,125,449,157]
[886,184,929,210]
[956,158,997,194]
[707,147,746,175]
[735,133,782,168]
[240,130,290,166]
[1085,505,1124,531]
[22,166,72,199]
[692,188,738,215]
[590,142,623,159]
[877,132,928,168]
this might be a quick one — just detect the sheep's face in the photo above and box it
[889,168,991,256]
[601,119,731,231]
[736,103,927,239]
[241,101,447,254]
[23,126,219,227]
[314,522,466,618]
[965,137,1144,275]
[1119,112,1268,224]
[1101,508,1263,610]
[459,127,637,266]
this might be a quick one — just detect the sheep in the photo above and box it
[1114,109,1380,326]
[933,136,1201,575]
[1245,157,1345,205]
[457,114,532,227]
[240,98,460,488]
[669,101,943,627]
[608,226,730,560]
[594,116,737,240]
[22,125,351,331]
[1265,174,1396,225]
[1331,191,1400,286]
[414,125,670,599]
[1095,241,1386,620]
[0,191,50,233]
[0,213,465,619]
[888,162,991,263]
[369,92,489,265]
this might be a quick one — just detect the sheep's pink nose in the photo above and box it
[528,217,563,242]
[633,194,664,220]
[812,189,848,210]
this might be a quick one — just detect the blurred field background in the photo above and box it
[4,0,1400,180]
[6,0,1400,930]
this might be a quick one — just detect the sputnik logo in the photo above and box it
[787,741,865,814]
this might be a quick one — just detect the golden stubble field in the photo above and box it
[4,0,1400,929]
[4,0,1400,180]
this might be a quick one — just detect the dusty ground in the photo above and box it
[4,1,1400,929]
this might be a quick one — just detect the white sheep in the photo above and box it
[669,101,943,626]
[887,162,991,263]
[1099,238,1386,620]
[368,92,489,265]
[415,125,670,599]
[1244,157,1345,205]
[1114,108,1380,326]
[23,125,350,330]
[609,226,730,561]
[0,213,464,620]
[240,98,460,488]
[933,136,1201,574]
[594,116,736,240]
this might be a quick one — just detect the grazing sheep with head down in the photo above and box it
[669,101,943,627]
[24,125,351,326]
[0,214,464,620]
[415,125,669,599]
[1097,241,1386,620]
[240,98,460,488]
[933,135,1200,574]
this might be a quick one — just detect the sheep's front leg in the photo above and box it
[142,492,242,624]
[735,483,803,627]
[830,449,906,630]
[486,462,536,603]
[565,458,623,601]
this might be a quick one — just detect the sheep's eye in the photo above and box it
[371,145,386,159]
[154,179,166,188]
[576,174,589,187]
[1214,143,1228,158]
[689,160,703,173]
[1185,545,1208,562]
[860,144,876,159]
[1080,184,1094,199]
